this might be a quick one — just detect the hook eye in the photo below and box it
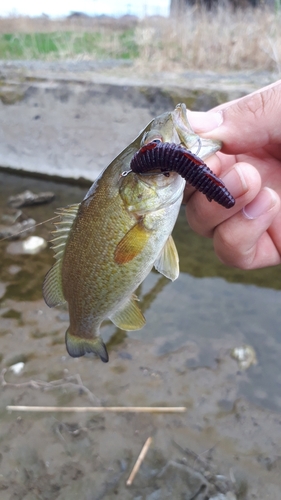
[121,169,132,177]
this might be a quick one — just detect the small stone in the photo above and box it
[0,218,35,240]
[8,190,55,208]
[57,312,70,322]
[146,490,162,500]
[118,351,132,360]
[231,345,257,370]
[157,460,209,497]
[10,362,24,374]
[6,236,47,255]
[209,494,237,500]
[8,265,21,275]
[0,282,6,299]
[23,236,47,254]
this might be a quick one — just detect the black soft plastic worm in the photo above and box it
[130,142,235,209]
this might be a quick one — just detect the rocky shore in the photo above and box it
[0,60,276,182]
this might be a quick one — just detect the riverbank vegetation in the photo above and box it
[0,6,280,73]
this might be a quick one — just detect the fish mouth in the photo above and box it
[121,167,179,183]
[137,170,181,189]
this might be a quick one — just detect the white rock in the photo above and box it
[23,236,47,254]
[10,362,24,374]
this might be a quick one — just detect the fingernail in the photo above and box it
[243,187,278,219]
[222,165,248,199]
[196,111,223,132]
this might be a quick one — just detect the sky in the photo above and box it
[0,0,170,18]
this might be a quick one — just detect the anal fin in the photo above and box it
[109,296,146,330]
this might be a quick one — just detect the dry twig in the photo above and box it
[126,436,152,486]
[1,368,100,404]
[6,405,186,413]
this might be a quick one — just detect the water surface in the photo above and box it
[1,170,281,499]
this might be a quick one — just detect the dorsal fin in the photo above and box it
[43,203,80,307]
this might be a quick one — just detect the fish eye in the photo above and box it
[142,133,163,146]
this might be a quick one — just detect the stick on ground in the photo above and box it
[126,436,153,486]
[6,405,186,413]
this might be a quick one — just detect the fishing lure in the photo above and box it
[130,141,235,209]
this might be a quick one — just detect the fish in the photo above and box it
[130,142,235,209]
[43,103,222,363]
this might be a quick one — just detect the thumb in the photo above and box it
[188,80,281,154]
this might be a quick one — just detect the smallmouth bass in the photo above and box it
[43,103,221,362]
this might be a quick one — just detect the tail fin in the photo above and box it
[65,329,109,363]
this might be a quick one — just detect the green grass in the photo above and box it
[0,7,280,73]
[0,29,139,60]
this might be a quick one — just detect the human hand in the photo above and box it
[184,80,281,269]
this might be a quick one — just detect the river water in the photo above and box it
[0,170,281,499]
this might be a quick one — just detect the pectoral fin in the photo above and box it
[154,235,179,281]
[109,296,146,330]
[114,221,150,264]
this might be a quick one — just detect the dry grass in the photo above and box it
[0,6,280,73]
[0,15,137,34]
[136,6,281,73]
